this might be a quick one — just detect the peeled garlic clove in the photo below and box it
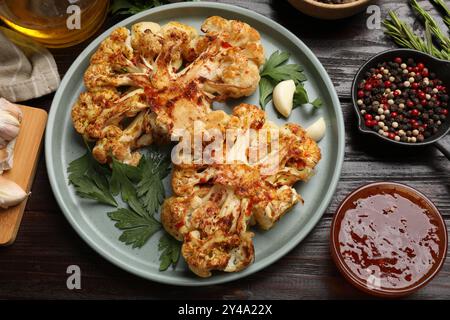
[0,176,28,209]
[306,117,326,142]
[273,80,296,117]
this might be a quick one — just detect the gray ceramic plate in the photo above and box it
[45,2,345,286]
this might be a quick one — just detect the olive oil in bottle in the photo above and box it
[0,0,109,48]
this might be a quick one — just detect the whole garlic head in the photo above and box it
[0,110,21,142]
[0,98,22,174]
[0,98,22,121]
[0,98,22,144]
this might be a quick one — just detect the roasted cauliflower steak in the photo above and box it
[72,16,264,165]
[162,104,321,277]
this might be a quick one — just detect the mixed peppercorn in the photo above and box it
[356,58,448,143]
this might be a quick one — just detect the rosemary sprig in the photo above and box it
[425,21,435,54]
[410,0,450,52]
[430,0,450,29]
[383,11,431,53]
[383,2,450,60]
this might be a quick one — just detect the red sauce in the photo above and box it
[337,189,444,290]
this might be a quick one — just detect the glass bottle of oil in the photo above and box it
[0,0,109,48]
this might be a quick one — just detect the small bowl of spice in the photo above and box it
[331,182,447,297]
[352,49,450,159]
[288,0,374,20]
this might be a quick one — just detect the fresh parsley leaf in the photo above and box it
[110,0,134,14]
[311,97,323,108]
[261,51,290,73]
[293,85,309,107]
[110,0,165,15]
[110,0,199,15]
[108,208,161,248]
[110,158,147,217]
[260,51,306,84]
[259,77,274,109]
[262,64,306,84]
[137,149,171,216]
[158,233,181,271]
[293,86,323,109]
[67,152,117,207]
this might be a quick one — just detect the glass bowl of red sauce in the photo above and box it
[331,182,447,297]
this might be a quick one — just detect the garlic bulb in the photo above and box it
[0,98,22,173]
[0,98,22,122]
[273,80,296,117]
[0,176,28,209]
[306,117,326,142]
[0,110,21,142]
[0,139,16,174]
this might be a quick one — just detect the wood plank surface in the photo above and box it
[0,0,449,299]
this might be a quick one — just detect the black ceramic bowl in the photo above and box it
[351,49,450,159]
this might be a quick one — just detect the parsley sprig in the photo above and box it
[110,158,147,216]
[158,233,181,271]
[294,86,323,109]
[67,148,181,270]
[260,51,306,84]
[108,208,160,248]
[137,150,171,215]
[259,51,322,110]
[111,0,169,15]
[110,0,199,15]
[67,150,117,207]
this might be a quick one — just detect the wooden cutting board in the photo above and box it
[0,105,47,246]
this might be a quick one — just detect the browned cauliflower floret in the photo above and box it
[182,230,254,278]
[84,27,140,91]
[90,27,133,65]
[252,185,302,230]
[160,22,204,63]
[201,16,265,66]
[92,110,152,165]
[161,185,254,277]
[232,103,266,129]
[71,88,119,139]
[131,22,162,61]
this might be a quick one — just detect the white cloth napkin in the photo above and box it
[0,26,60,102]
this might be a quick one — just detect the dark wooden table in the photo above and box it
[1,0,449,300]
